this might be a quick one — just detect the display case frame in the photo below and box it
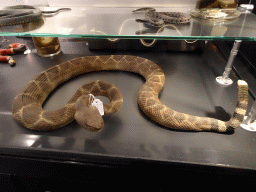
[0,3,256,189]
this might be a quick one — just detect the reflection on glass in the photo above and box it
[25,135,40,146]
[196,0,238,9]
[192,0,241,23]
[1,36,9,42]
[0,7,255,41]
[241,100,256,132]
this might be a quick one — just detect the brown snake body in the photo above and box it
[12,55,248,132]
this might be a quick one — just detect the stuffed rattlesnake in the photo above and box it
[12,55,248,132]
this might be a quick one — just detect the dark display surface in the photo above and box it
[0,37,255,173]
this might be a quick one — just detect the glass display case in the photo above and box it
[0,1,255,190]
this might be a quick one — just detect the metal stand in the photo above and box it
[216,40,242,85]
[241,100,256,132]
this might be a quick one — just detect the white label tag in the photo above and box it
[88,94,104,116]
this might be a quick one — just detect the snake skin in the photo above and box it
[12,55,248,132]
[133,7,191,27]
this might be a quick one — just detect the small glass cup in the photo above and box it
[32,37,61,57]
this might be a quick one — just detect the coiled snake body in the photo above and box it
[133,7,191,27]
[12,55,248,133]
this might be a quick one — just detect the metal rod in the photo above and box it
[216,40,242,85]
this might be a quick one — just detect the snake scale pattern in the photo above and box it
[12,55,248,133]
[133,7,191,27]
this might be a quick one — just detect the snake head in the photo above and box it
[74,95,104,132]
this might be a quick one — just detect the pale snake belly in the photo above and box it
[12,55,248,132]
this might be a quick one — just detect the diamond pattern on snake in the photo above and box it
[133,7,191,28]
[12,55,248,133]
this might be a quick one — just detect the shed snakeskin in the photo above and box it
[12,55,248,132]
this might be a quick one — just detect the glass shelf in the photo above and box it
[0,6,256,41]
